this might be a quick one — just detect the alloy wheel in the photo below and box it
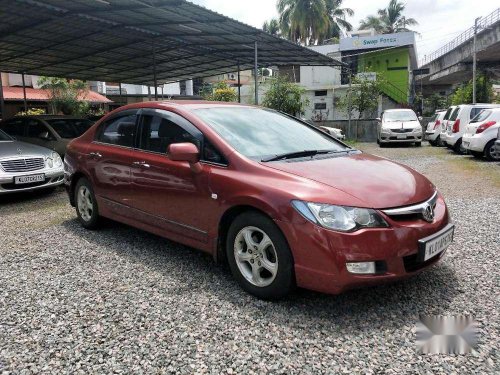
[489,144,500,160]
[77,186,94,222]
[234,226,278,287]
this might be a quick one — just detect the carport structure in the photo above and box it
[0,0,343,116]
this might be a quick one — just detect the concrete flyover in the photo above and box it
[418,8,500,93]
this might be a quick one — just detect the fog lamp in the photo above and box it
[346,262,376,274]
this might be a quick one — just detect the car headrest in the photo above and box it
[117,122,135,136]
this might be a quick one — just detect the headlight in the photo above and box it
[292,200,389,232]
[46,152,63,169]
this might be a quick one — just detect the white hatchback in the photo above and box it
[425,110,446,146]
[462,108,500,161]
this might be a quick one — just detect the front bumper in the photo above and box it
[0,168,64,194]
[380,131,423,143]
[277,194,450,295]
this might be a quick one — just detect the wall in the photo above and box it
[320,120,379,142]
[357,47,410,104]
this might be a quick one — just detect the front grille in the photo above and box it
[0,158,45,172]
[391,128,413,133]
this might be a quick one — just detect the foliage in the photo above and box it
[16,108,46,116]
[263,19,281,36]
[337,76,385,119]
[202,81,238,102]
[37,76,90,116]
[451,74,493,105]
[276,0,353,45]
[359,0,418,34]
[424,93,448,115]
[262,76,309,116]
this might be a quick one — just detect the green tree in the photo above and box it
[359,0,418,34]
[263,19,280,36]
[277,0,353,45]
[202,81,238,102]
[337,76,385,119]
[451,74,493,105]
[262,75,309,116]
[38,76,90,116]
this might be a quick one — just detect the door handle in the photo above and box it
[133,161,151,168]
[89,152,102,159]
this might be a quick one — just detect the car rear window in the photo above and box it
[470,110,491,123]
[443,108,453,120]
[449,107,460,121]
[470,107,489,120]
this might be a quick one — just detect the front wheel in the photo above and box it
[226,212,295,300]
[75,177,100,229]
[415,142,422,147]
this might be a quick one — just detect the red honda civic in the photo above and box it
[64,101,454,299]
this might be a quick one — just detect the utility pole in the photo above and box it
[347,67,352,139]
[254,41,259,105]
[472,17,481,104]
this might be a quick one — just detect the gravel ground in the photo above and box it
[1,143,499,374]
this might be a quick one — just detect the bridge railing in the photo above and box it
[420,7,500,67]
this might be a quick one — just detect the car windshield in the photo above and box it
[46,119,94,139]
[194,107,349,160]
[383,111,418,122]
[0,129,13,141]
[470,110,491,123]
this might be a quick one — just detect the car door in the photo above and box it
[129,108,218,244]
[25,119,60,151]
[86,109,139,218]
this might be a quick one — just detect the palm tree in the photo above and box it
[263,19,281,36]
[324,0,354,40]
[359,0,418,34]
[277,0,354,45]
[359,15,385,34]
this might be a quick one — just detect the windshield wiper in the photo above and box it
[262,149,348,162]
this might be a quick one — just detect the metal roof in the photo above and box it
[0,0,343,86]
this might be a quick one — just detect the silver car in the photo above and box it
[0,129,64,194]
[376,109,423,147]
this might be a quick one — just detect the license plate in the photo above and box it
[419,225,455,262]
[397,134,407,139]
[14,174,45,185]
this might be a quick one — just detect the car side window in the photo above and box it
[26,120,54,140]
[138,114,198,154]
[97,114,137,148]
[470,108,486,120]
[0,118,25,136]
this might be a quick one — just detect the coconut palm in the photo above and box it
[324,0,354,40]
[263,19,281,36]
[277,0,330,45]
[359,0,418,34]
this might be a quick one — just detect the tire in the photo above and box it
[436,136,443,147]
[453,138,465,154]
[379,142,387,148]
[428,140,436,147]
[415,142,422,147]
[74,177,100,229]
[485,140,500,161]
[226,211,295,300]
[470,150,483,159]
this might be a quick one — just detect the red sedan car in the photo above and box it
[64,101,454,299]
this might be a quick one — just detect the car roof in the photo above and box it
[12,115,88,120]
[116,100,257,112]
[384,109,415,112]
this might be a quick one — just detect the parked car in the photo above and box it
[0,115,94,157]
[425,110,446,146]
[494,127,500,158]
[320,126,345,140]
[439,106,457,146]
[443,104,500,153]
[65,102,454,299]
[0,129,64,194]
[376,109,423,147]
[462,107,500,161]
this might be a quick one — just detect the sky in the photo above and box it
[191,0,497,62]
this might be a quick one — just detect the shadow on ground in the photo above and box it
[61,216,460,333]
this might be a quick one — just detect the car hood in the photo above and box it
[0,140,52,159]
[382,120,420,129]
[262,153,435,209]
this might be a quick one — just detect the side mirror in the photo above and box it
[376,118,381,122]
[168,143,202,172]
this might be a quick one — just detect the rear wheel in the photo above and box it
[485,140,500,161]
[453,138,465,154]
[415,142,422,147]
[75,177,100,229]
[226,211,294,300]
[428,140,436,146]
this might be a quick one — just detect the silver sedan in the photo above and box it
[0,129,64,194]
